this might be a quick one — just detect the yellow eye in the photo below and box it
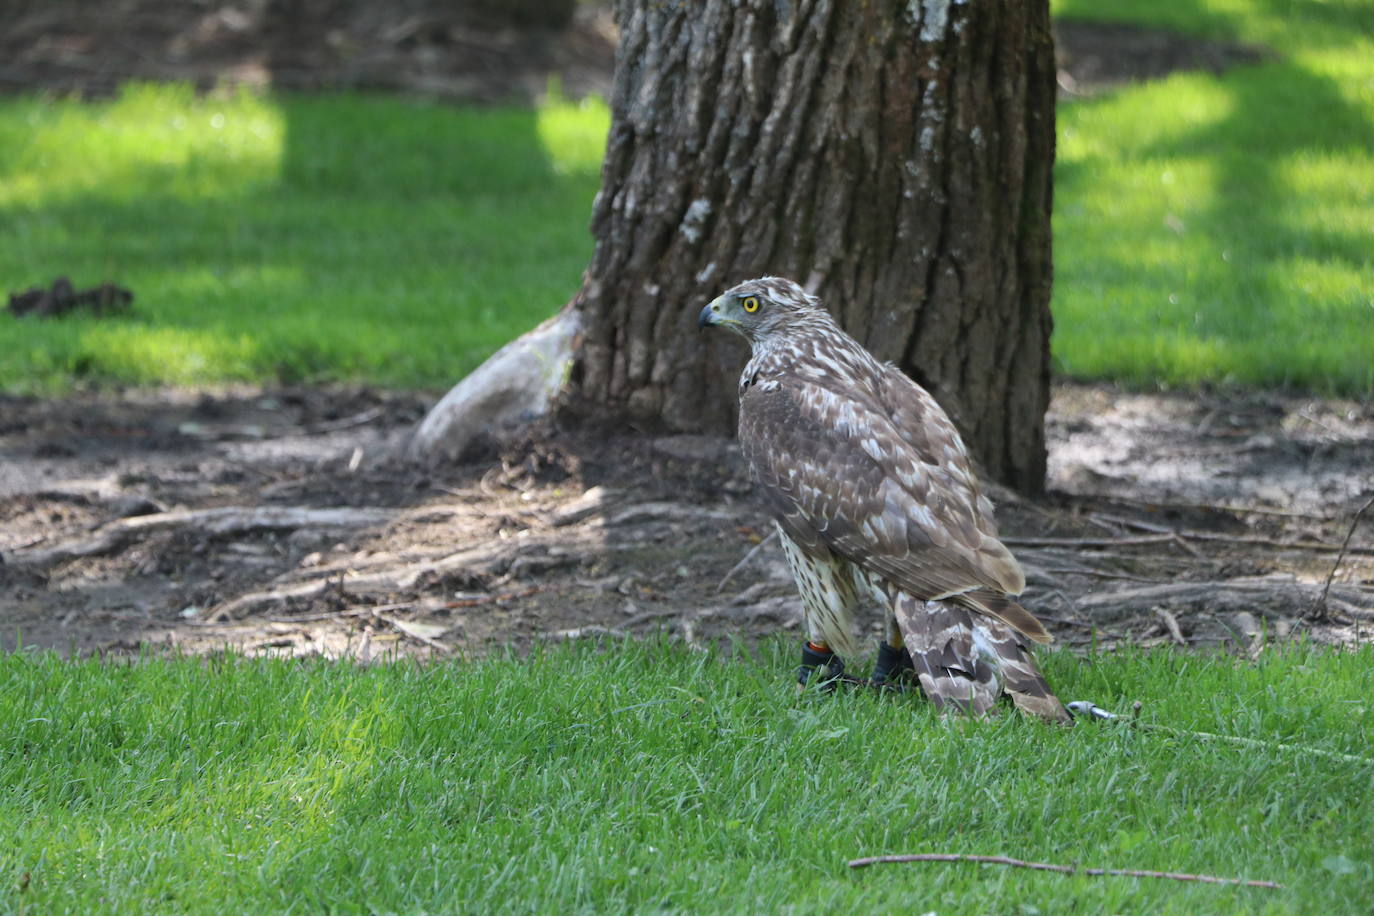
[742,296,760,313]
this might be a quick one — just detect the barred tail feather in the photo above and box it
[893,593,1070,724]
[979,620,1073,725]
[895,596,1000,715]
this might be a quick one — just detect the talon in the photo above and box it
[798,641,845,692]
[869,641,915,689]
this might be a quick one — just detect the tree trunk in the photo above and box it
[560,0,1055,493]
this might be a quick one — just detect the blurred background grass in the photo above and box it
[1051,0,1374,394]
[0,84,608,391]
[0,0,1370,395]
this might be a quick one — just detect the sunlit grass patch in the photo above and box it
[0,83,284,208]
[2,0,1372,396]
[1,641,1372,912]
[1051,0,1374,395]
[0,84,609,392]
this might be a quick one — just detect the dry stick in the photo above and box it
[1310,494,1374,621]
[7,505,395,567]
[715,529,778,593]
[1035,614,1132,640]
[1038,566,1158,583]
[1146,721,1374,767]
[376,613,453,655]
[1005,531,1372,555]
[1075,702,1374,767]
[1155,607,1187,646]
[306,405,386,433]
[1106,495,1336,521]
[846,853,1281,889]
[259,588,546,625]
[1003,534,1176,549]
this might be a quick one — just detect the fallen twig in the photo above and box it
[1067,701,1374,767]
[265,600,446,623]
[1104,496,1336,522]
[1309,494,1374,621]
[1155,607,1187,646]
[716,528,778,593]
[1003,534,1177,549]
[377,614,454,654]
[621,606,686,629]
[547,624,628,640]
[1004,531,1372,555]
[446,586,544,608]
[307,405,386,433]
[6,505,395,567]
[846,853,1280,888]
[1070,575,1373,622]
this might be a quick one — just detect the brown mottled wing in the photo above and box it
[876,365,1025,593]
[894,594,1070,724]
[739,372,1050,644]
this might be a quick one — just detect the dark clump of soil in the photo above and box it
[8,277,133,319]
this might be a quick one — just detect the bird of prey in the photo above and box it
[699,277,1069,723]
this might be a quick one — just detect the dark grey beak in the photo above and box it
[698,302,718,328]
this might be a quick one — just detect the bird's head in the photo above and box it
[698,276,821,345]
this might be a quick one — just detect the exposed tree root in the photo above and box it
[5,506,396,568]
[1069,575,1374,622]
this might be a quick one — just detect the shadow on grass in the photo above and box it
[0,89,602,390]
[1053,46,1374,393]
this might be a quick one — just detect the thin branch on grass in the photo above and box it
[620,606,687,629]
[846,853,1281,889]
[1309,494,1374,621]
[1151,723,1374,767]
[445,586,544,608]
[265,601,435,624]
[256,588,544,625]
[1059,568,1161,583]
[1071,701,1374,767]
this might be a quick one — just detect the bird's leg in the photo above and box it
[797,640,845,691]
[869,613,915,688]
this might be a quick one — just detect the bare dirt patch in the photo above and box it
[1,9,1352,662]
[2,384,1370,660]
[1,4,1266,104]
[0,0,616,103]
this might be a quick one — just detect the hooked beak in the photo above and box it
[698,296,726,329]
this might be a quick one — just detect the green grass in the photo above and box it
[0,83,608,391]
[3,640,1372,913]
[1051,0,1374,394]
[2,0,1372,395]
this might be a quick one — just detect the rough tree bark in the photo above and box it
[416,0,1056,493]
